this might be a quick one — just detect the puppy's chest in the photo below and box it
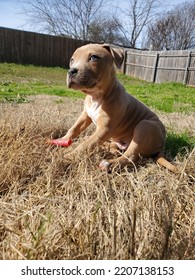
[85,101,101,125]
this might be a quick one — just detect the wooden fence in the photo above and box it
[123,49,195,86]
[0,27,195,85]
[0,27,89,68]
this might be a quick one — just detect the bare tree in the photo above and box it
[119,0,162,48]
[21,0,109,40]
[88,14,128,45]
[146,1,195,50]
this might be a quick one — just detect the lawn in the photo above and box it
[0,63,194,113]
[0,63,194,260]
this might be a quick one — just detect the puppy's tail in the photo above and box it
[156,153,178,173]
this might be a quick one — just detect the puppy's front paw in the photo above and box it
[99,160,112,172]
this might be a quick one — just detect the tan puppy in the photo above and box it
[61,43,177,172]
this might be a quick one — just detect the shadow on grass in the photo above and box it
[165,131,195,158]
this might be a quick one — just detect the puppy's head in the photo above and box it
[67,44,124,94]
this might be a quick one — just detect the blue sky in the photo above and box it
[0,0,189,32]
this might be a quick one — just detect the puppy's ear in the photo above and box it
[102,44,124,69]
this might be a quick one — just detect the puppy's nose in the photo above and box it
[68,68,78,77]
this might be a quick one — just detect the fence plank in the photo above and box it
[183,51,192,85]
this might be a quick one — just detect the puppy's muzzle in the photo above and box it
[67,67,79,88]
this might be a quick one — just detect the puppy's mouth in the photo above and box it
[67,75,97,91]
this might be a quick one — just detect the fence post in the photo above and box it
[122,50,127,74]
[183,51,192,85]
[152,53,159,83]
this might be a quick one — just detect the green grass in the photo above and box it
[166,131,195,157]
[117,73,195,113]
[0,63,83,101]
[0,63,194,113]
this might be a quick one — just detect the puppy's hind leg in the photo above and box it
[99,140,140,171]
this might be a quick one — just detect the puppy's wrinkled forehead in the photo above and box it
[70,44,113,66]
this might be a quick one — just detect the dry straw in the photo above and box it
[0,95,194,260]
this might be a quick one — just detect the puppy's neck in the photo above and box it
[90,94,103,104]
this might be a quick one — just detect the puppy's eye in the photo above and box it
[90,55,100,62]
[70,58,74,65]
